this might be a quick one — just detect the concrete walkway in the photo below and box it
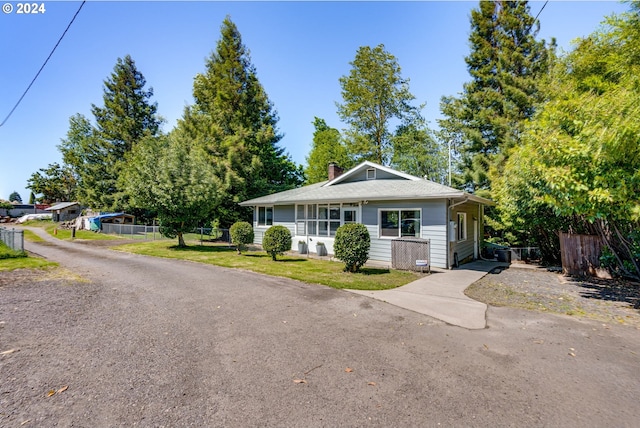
[348,260,509,330]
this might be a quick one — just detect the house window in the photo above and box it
[457,212,467,241]
[380,209,421,238]
[366,168,376,180]
[258,206,273,226]
[295,203,357,237]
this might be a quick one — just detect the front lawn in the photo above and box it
[115,240,419,290]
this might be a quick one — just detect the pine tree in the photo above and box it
[438,0,552,193]
[178,17,302,226]
[59,56,161,212]
[8,191,22,204]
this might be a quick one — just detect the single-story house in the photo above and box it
[45,202,82,222]
[239,161,493,269]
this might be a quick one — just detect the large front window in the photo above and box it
[296,203,358,237]
[258,206,273,226]
[380,209,421,238]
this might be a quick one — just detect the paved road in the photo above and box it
[2,231,640,426]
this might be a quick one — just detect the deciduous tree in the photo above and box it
[304,117,351,183]
[337,44,421,165]
[121,133,221,247]
[26,163,77,204]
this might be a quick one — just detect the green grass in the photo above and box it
[0,256,58,271]
[0,242,57,271]
[42,223,121,241]
[115,240,419,290]
[23,229,45,242]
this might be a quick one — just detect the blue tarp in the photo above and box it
[89,213,127,232]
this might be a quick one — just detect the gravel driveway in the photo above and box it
[1,231,640,426]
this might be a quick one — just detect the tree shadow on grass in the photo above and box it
[356,267,391,276]
[168,244,235,253]
[243,254,308,262]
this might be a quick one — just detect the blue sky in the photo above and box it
[0,1,629,203]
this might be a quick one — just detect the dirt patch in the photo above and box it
[466,266,640,328]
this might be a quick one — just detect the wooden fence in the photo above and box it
[559,232,608,277]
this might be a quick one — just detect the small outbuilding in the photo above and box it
[45,202,82,222]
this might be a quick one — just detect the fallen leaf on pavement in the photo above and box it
[1,348,18,355]
[367,382,376,386]
[47,390,56,397]
[57,385,69,394]
[293,379,307,384]
[345,368,353,373]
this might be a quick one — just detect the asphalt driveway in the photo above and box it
[1,231,639,426]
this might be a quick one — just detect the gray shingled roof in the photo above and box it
[240,179,492,206]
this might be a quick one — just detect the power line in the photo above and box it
[534,0,549,23]
[0,1,86,128]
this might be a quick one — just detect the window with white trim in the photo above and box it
[457,212,467,241]
[380,209,421,238]
[295,203,358,236]
[366,168,376,180]
[258,206,273,226]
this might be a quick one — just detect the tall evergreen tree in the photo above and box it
[59,55,161,212]
[178,17,303,227]
[304,118,352,184]
[8,191,22,204]
[438,0,552,193]
[337,44,421,166]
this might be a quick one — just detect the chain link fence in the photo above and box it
[100,224,231,244]
[0,227,24,252]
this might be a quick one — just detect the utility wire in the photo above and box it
[534,0,549,23]
[0,1,86,128]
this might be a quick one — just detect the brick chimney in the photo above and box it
[328,163,344,180]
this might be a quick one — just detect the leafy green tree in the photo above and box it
[334,223,370,272]
[8,191,22,204]
[230,221,254,254]
[59,56,161,212]
[28,192,35,204]
[304,117,352,183]
[494,4,640,274]
[439,0,552,193]
[178,17,303,227]
[337,44,421,165]
[262,225,291,261]
[391,118,447,183]
[26,163,77,204]
[121,133,221,247]
[0,200,12,210]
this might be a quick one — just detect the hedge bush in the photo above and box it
[230,221,254,254]
[334,223,370,272]
[262,225,292,261]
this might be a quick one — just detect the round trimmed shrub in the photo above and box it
[334,223,370,272]
[230,221,254,254]
[262,225,292,261]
